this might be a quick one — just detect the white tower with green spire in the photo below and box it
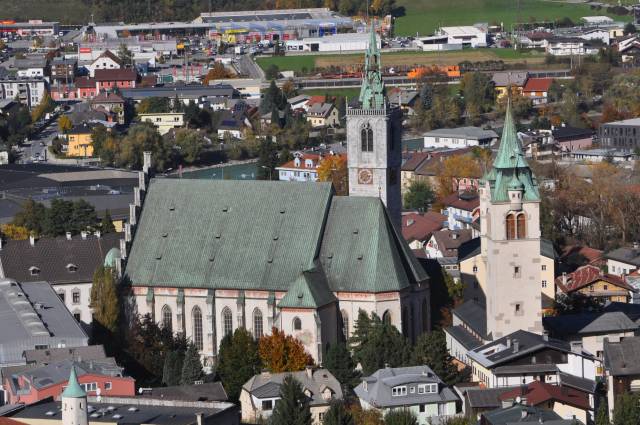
[478,101,544,339]
[346,23,402,228]
[62,366,88,425]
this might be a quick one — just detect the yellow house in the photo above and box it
[66,124,94,157]
[557,264,635,304]
[492,71,529,99]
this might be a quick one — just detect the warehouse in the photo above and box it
[415,26,487,51]
[285,32,379,53]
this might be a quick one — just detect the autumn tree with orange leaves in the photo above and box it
[317,155,348,196]
[259,328,314,373]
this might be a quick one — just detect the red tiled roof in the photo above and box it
[94,68,137,82]
[556,264,634,293]
[307,95,326,105]
[74,76,96,88]
[0,419,28,425]
[561,245,604,265]
[402,212,445,243]
[499,381,590,411]
[523,78,554,93]
[91,92,124,103]
[441,191,479,212]
[402,152,431,171]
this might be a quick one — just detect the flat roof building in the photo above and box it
[598,117,640,151]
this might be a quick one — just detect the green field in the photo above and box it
[256,56,317,74]
[393,0,630,36]
[301,88,363,98]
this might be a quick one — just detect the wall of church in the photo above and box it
[460,256,487,307]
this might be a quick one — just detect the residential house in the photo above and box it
[556,264,637,304]
[518,130,556,159]
[87,50,122,78]
[492,72,528,98]
[50,58,77,83]
[441,191,479,233]
[306,102,339,128]
[544,311,638,361]
[120,84,238,106]
[50,83,78,101]
[423,127,498,149]
[546,37,598,56]
[3,358,135,404]
[455,385,515,418]
[74,76,97,100]
[240,368,342,425]
[522,78,554,105]
[401,152,431,195]
[605,243,640,276]
[498,381,591,424]
[0,233,121,327]
[90,92,126,124]
[139,382,228,402]
[466,330,598,389]
[402,212,446,250]
[14,57,48,79]
[445,300,488,367]
[139,112,185,135]
[480,404,585,425]
[424,228,473,260]
[599,117,640,151]
[603,336,640,419]
[0,279,88,367]
[0,78,47,109]
[276,152,326,182]
[552,126,594,152]
[388,88,419,115]
[287,94,310,111]
[94,69,137,92]
[559,245,604,273]
[217,114,246,140]
[411,148,476,192]
[354,365,458,423]
[66,123,95,157]
[617,35,640,65]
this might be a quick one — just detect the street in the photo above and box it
[19,118,58,164]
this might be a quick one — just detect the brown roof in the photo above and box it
[561,245,604,266]
[96,50,122,65]
[523,78,554,93]
[499,381,590,411]
[91,91,124,103]
[556,264,635,293]
[430,229,473,257]
[441,191,479,212]
[402,212,445,243]
[401,152,431,172]
[94,68,137,82]
[414,148,474,177]
[0,418,29,425]
[74,76,96,88]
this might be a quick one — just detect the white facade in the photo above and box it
[87,55,121,78]
[607,258,637,277]
[276,156,320,182]
[17,68,45,78]
[54,282,93,326]
[546,39,599,56]
[0,79,46,109]
[286,32,379,53]
[445,204,477,232]
[416,26,487,51]
[139,112,185,135]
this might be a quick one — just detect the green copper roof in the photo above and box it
[124,180,427,294]
[104,247,121,268]
[358,23,385,109]
[483,100,540,202]
[278,265,336,309]
[62,366,86,398]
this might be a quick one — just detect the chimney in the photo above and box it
[305,366,313,379]
[260,369,271,379]
[66,232,72,240]
[129,204,137,226]
[195,413,203,425]
[119,238,127,260]
[138,171,146,192]
[513,339,520,353]
[633,241,639,253]
[134,187,141,207]
[29,234,36,247]
[81,231,87,240]
[542,331,549,341]
[125,224,132,242]
[570,341,583,353]
[521,408,528,419]
[143,151,152,174]
[506,338,512,348]
[562,272,567,287]
[384,363,390,369]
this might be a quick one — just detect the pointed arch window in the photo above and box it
[361,123,374,152]
[293,317,302,331]
[506,212,526,240]
[162,305,172,332]
[192,306,203,351]
[222,307,233,337]
[382,310,391,325]
[341,310,349,340]
[506,213,516,240]
[516,213,526,239]
[253,308,263,340]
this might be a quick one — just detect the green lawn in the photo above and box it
[393,0,630,36]
[301,88,362,98]
[256,56,317,74]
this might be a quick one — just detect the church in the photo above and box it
[121,26,429,366]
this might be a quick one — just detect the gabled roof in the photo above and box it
[430,229,473,257]
[462,386,516,409]
[401,152,431,172]
[91,92,124,103]
[605,245,640,267]
[544,311,638,336]
[307,102,334,117]
[491,71,528,87]
[441,191,479,212]
[482,403,577,425]
[94,50,122,66]
[555,264,635,293]
[278,266,336,309]
[522,78,553,93]
[499,381,590,411]
[551,126,594,141]
[94,69,137,82]
[74,76,96,89]
[453,300,487,339]
[23,345,106,365]
[604,336,640,376]
[401,212,445,243]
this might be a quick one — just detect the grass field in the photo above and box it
[257,49,546,74]
[392,0,631,36]
[0,0,91,23]
[301,88,363,98]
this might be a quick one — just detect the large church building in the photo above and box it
[122,26,428,366]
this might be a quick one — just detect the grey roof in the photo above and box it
[125,180,427,294]
[601,118,640,126]
[444,325,483,350]
[468,330,594,369]
[14,57,47,69]
[354,365,458,409]
[0,279,88,366]
[120,84,237,101]
[482,404,581,425]
[422,126,498,141]
[604,336,640,376]
[141,382,228,402]
[462,386,517,409]
[243,368,343,407]
[453,300,487,339]
[492,71,528,87]
[558,372,597,394]
[493,364,559,375]
[604,246,640,267]
[23,345,106,365]
[543,311,639,337]
[307,102,334,117]
[0,233,120,285]
[287,94,310,105]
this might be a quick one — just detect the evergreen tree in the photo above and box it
[612,392,640,425]
[323,400,353,425]
[90,266,119,334]
[117,43,133,67]
[323,342,360,393]
[383,409,417,425]
[12,199,46,235]
[217,328,260,401]
[101,210,116,233]
[403,181,435,211]
[595,397,610,425]
[256,136,279,180]
[70,199,99,233]
[349,309,373,352]
[270,375,312,425]
[162,350,185,386]
[410,330,467,386]
[180,343,204,385]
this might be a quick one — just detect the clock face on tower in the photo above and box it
[358,168,373,185]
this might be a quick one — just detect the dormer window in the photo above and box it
[391,386,407,396]
[66,264,78,273]
[303,388,313,398]
[29,266,40,276]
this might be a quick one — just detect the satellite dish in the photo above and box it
[515,396,522,404]
[138,388,143,394]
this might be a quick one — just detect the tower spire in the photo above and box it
[358,21,385,109]
[63,365,86,398]
[492,97,528,170]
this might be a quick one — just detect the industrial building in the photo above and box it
[285,32,379,53]
[599,118,640,151]
[0,20,59,36]
[415,26,487,51]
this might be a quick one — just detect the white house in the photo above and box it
[605,244,640,277]
[138,112,185,135]
[546,37,599,56]
[0,78,47,108]
[285,32,379,53]
[276,152,323,182]
[415,26,487,51]
[86,50,122,77]
[423,127,498,149]
[15,57,48,79]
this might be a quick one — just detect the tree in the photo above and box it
[173,128,205,164]
[323,401,354,425]
[180,343,204,385]
[554,293,604,315]
[265,64,280,80]
[317,155,348,195]
[137,97,171,114]
[118,122,171,171]
[444,269,464,303]
[58,115,73,133]
[595,397,609,425]
[202,62,233,85]
[435,154,481,199]
[403,181,435,211]
[13,199,46,235]
[101,210,116,233]
[460,72,494,121]
[70,199,99,233]
[349,405,383,425]
[623,22,637,35]
[259,328,314,373]
[0,224,29,240]
[383,409,417,425]
[117,43,133,67]
[612,392,640,425]
[260,80,286,114]
[31,91,55,122]
[269,375,312,425]
[162,349,184,386]
[410,331,467,386]
[217,328,260,401]
[256,136,279,180]
[124,314,176,386]
[90,265,119,346]
[323,342,360,393]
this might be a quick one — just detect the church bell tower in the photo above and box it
[346,23,402,228]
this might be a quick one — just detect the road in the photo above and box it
[237,54,264,80]
[19,119,58,164]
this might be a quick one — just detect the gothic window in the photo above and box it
[293,317,302,331]
[382,310,391,325]
[361,123,373,152]
[253,308,263,339]
[162,305,172,332]
[516,213,526,239]
[341,310,349,340]
[192,306,203,351]
[222,307,233,337]
[506,213,516,240]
